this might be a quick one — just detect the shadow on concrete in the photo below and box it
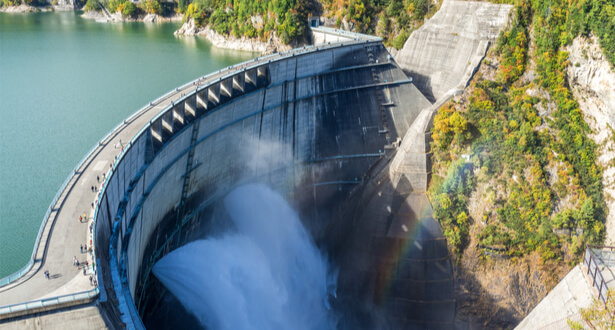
[454,261,518,329]
[401,70,436,103]
[324,153,456,329]
[49,274,62,279]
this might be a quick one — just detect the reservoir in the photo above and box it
[0,11,255,278]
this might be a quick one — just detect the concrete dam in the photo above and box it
[92,30,453,329]
[0,2,515,329]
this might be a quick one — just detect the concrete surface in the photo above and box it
[395,0,512,102]
[0,303,109,330]
[515,265,593,329]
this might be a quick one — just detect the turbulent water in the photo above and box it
[153,184,338,330]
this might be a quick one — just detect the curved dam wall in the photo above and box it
[93,34,434,328]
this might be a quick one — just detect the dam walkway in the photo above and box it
[0,27,381,323]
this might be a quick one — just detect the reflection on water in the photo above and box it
[0,11,257,278]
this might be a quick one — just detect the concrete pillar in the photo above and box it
[257,66,268,86]
[208,83,220,105]
[245,69,257,87]
[151,119,163,142]
[161,111,173,135]
[173,103,185,127]
[185,94,197,118]
[233,73,245,94]
[196,89,208,114]
[220,78,233,98]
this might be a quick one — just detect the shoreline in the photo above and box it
[174,18,297,55]
[0,6,275,54]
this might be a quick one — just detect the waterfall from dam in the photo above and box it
[153,184,338,329]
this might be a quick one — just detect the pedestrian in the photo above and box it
[89,275,93,285]
[83,267,86,276]
[73,256,78,266]
[80,244,83,253]
[97,175,99,183]
[91,202,94,209]
[90,224,93,234]
[91,186,94,192]
[44,270,49,279]
[79,216,82,223]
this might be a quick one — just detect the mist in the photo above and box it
[153,184,338,330]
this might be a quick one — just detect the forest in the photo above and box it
[429,0,614,266]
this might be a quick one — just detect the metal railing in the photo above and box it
[583,244,615,306]
[0,287,99,319]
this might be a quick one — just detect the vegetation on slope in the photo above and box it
[321,0,441,49]
[178,0,313,45]
[430,0,611,265]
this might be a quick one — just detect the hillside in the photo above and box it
[425,0,615,326]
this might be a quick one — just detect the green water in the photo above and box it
[0,11,255,278]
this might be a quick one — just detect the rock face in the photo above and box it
[0,4,43,12]
[52,0,78,11]
[566,35,615,245]
[81,10,108,21]
[394,0,513,102]
[175,19,290,54]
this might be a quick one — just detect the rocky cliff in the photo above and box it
[174,19,291,55]
[566,35,615,245]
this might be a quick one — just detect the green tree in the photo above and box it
[122,1,137,17]
[84,0,100,11]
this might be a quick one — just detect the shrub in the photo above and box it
[121,1,136,17]
[84,0,100,11]
[392,29,409,50]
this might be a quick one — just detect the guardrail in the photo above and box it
[583,244,615,306]
[0,287,99,320]
[311,26,382,41]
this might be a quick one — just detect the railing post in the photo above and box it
[592,255,598,286]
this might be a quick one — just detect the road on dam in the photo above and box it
[0,33,377,310]
[0,57,275,307]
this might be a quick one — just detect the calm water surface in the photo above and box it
[0,11,255,277]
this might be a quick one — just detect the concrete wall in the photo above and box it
[94,37,432,327]
[395,0,512,102]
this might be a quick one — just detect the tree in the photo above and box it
[122,1,137,17]
[143,0,160,14]
[84,0,100,11]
